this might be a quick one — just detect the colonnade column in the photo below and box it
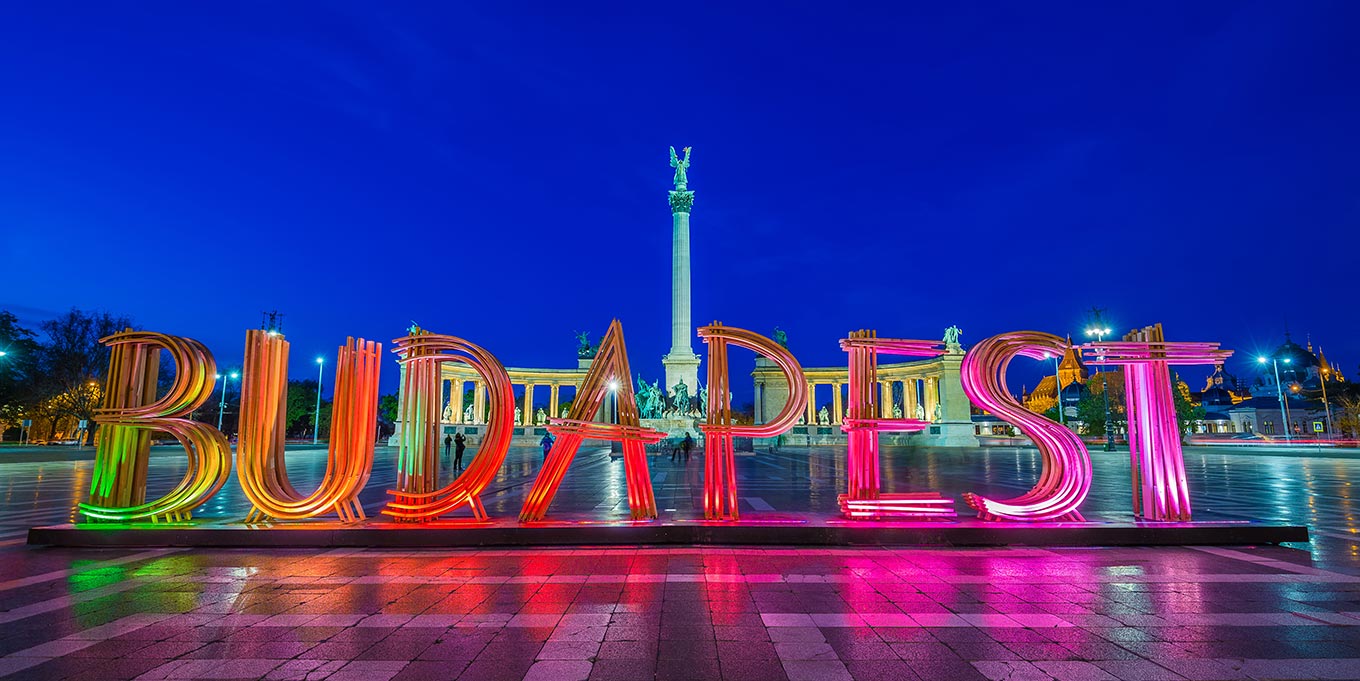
[523,383,534,425]
[879,381,891,418]
[906,379,919,418]
[805,382,815,423]
[473,381,486,424]
[831,383,843,425]
[452,380,465,424]
[924,377,939,422]
[549,384,559,419]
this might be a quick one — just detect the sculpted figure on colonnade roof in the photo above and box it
[773,327,788,348]
[944,325,963,347]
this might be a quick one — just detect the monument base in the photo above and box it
[27,519,1308,548]
[641,417,699,439]
[919,420,978,447]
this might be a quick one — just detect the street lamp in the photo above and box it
[1257,356,1292,442]
[217,372,239,432]
[1084,325,1114,451]
[1320,366,1335,441]
[313,357,325,445]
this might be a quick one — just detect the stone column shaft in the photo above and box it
[832,384,843,425]
[522,383,534,425]
[663,185,700,394]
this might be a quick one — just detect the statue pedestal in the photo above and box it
[919,420,977,448]
[641,417,700,439]
[661,352,701,401]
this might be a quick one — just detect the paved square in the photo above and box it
[1,444,1358,680]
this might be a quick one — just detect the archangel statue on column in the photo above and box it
[670,146,692,190]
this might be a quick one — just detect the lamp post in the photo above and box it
[1084,326,1114,451]
[1257,356,1292,442]
[1320,366,1335,441]
[1045,352,1064,427]
[0,352,6,443]
[607,380,619,424]
[313,357,324,445]
[216,372,239,432]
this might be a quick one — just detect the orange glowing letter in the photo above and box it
[519,320,664,521]
[237,330,381,522]
[383,329,515,521]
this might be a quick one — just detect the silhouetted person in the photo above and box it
[454,433,467,471]
[444,434,452,459]
[681,432,694,461]
[540,433,554,460]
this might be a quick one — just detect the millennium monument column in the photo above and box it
[662,146,701,395]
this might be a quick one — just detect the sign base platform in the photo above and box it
[28,517,1308,548]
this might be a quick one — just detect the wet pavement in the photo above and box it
[0,444,1358,680]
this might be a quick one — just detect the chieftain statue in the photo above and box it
[669,146,692,190]
[636,378,666,419]
[670,380,691,416]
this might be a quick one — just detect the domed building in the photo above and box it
[1195,364,1245,434]
[1226,333,1343,437]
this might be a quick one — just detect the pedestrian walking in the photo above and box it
[681,432,694,461]
[443,434,452,460]
[540,432,554,460]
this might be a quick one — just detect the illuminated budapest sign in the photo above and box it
[82,321,1229,526]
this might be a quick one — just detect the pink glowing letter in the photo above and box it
[838,330,955,518]
[698,322,807,520]
[960,331,1091,521]
[1082,324,1231,521]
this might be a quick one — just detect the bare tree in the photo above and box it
[37,308,133,444]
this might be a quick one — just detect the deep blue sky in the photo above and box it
[2,2,1358,400]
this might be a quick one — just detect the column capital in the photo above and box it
[669,190,695,214]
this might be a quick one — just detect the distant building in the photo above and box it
[1224,334,1343,437]
[1021,340,1088,415]
[1194,364,1249,434]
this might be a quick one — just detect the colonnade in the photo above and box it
[774,377,939,425]
[442,378,579,425]
[752,353,965,430]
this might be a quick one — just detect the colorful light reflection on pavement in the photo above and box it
[0,445,1358,680]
